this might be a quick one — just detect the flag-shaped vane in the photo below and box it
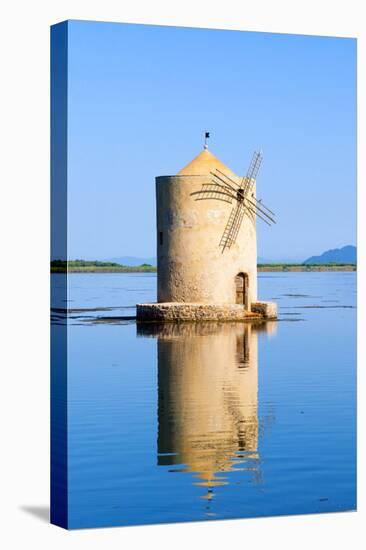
[204,131,210,148]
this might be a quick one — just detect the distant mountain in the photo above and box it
[303,245,356,265]
[106,247,356,267]
[107,256,156,266]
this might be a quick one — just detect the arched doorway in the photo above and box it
[235,273,249,309]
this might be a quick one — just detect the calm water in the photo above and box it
[51,272,356,528]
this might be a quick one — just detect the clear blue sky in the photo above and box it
[66,20,356,262]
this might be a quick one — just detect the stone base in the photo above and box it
[136,301,277,322]
[251,301,278,319]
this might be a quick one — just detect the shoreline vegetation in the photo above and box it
[51,260,357,273]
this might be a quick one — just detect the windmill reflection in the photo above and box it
[138,321,276,499]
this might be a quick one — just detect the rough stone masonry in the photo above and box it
[137,145,277,323]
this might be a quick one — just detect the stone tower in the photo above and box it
[137,145,277,322]
[157,147,257,304]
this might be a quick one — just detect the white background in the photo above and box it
[0,1,364,548]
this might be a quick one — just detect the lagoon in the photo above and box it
[51,272,356,528]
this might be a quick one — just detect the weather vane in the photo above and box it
[204,131,210,149]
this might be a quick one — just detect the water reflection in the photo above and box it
[54,273,355,528]
[138,321,277,500]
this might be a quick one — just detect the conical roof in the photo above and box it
[177,148,238,178]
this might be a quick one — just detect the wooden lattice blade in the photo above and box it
[191,182,236,203]
[213,169,241,191]
[251,196,275,217]
[245,197,276,225]
[220,203,245,251]
[242,151,262,195]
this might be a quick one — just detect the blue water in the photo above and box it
[51,272,356,528]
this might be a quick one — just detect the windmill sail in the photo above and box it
[191,182,235,204]
[190,149,275,252]
[242,151,262,196]
[220,203,246,252]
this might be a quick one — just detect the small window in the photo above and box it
[159,232,163,245]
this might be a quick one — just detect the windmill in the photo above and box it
[191,151,276,252]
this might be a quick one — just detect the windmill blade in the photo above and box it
[246,197,276,223]
[213,169,241,190]
[251,195,275,217]
[210,172,239,195]
[192,191,234,204]
[246,197,276,225]
[214,156,275,225]
[216,152,263,202]
[213,171,253,209]
[196,181,237,197]
[190,182,236,203]
[216,151,263,197]
[242,151,262,196]
[220,203,246,252]
[247,205,272,226]
[244,151,263,183]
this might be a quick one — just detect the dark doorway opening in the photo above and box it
[235,273,249,309]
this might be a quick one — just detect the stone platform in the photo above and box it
[136,301,277,322]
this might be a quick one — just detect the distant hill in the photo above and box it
[107,256,156,266]
[303,245,356,265]
[105,248,356,267]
